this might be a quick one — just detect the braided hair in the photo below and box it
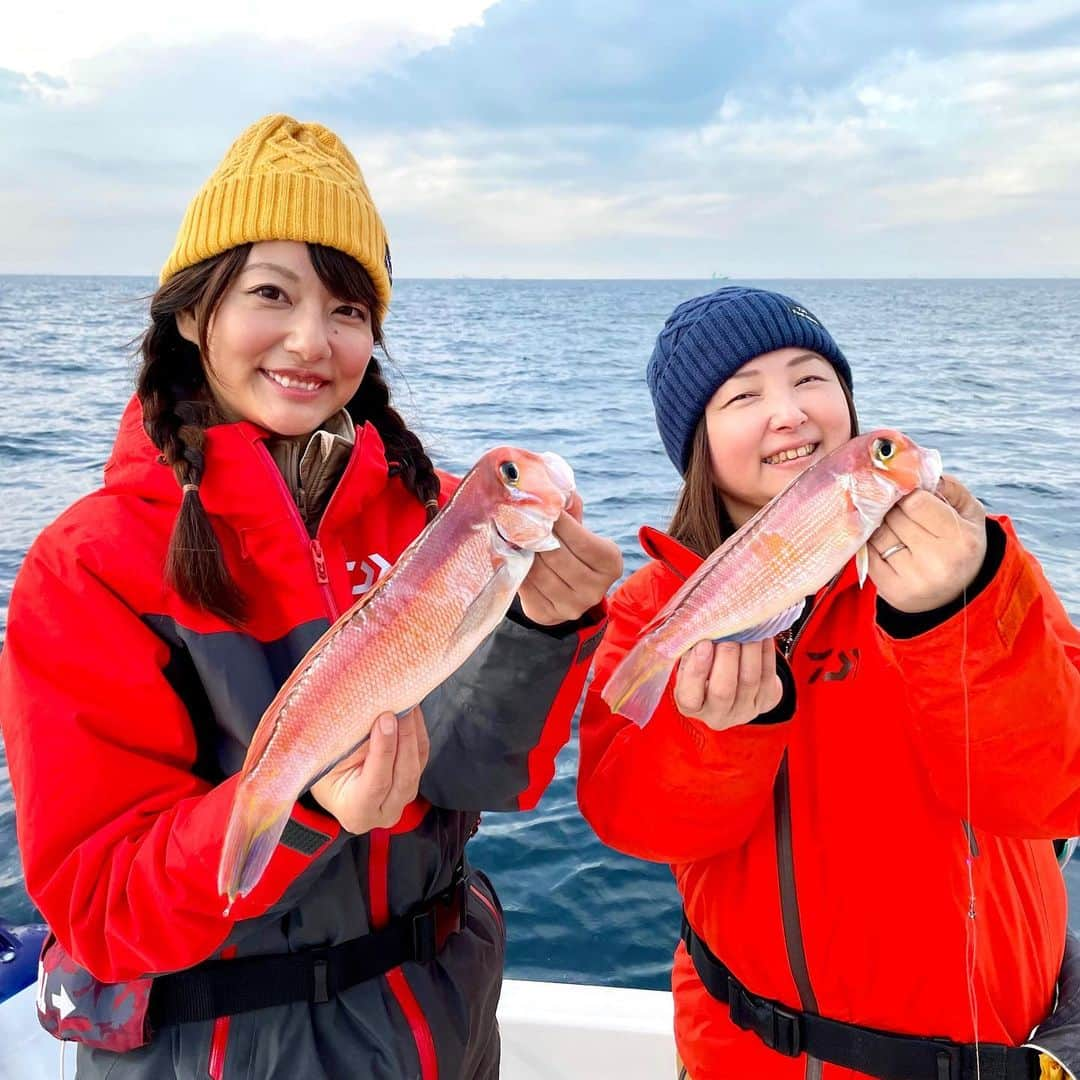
[136,242,439,624]
[345,357,440,516]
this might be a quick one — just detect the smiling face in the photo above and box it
[704,347,854,527]
[176,240,375,437]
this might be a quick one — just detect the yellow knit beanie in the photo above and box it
[159,114,392,316]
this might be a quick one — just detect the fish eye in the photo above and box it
[872,438,895,463]
[499,461,520,486]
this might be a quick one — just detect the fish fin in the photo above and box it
[452,562,518,646]
[856,544,869,587]
[713,600,805,644]
[530,534,561,552]
[601,640,675,727]
[218,783,293,903]
[841,470,896,532]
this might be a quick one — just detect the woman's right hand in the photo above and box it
[674,639,782,732]
[310,706,430,834]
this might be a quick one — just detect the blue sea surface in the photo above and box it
[1,275,1078,990]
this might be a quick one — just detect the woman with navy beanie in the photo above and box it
[579,286,1080,1079]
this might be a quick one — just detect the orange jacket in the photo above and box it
[578,518,1080,1080]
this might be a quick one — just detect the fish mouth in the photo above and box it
[492,521,523,552]
[762,442,818,466]
[921,448,943,491]
[539,451,576,505]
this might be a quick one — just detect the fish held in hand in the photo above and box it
[602,430,942,727]
[218,447,575,903]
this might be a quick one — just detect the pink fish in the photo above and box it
[219,447,575,903]
[602,430,942,726]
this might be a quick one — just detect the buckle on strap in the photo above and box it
[409,862,470,964]
[933,1044,963,1080]
[410,910,438,965]
[310,948,330,1005]
[727,977,803,1058]
[450,863,468,933]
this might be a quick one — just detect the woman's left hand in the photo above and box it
[867,474,988,614]
[518,493,623,625]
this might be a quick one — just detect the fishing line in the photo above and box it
[960,564,980,1076]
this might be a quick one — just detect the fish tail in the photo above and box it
[601,640,674,727]
[217,781,293,904]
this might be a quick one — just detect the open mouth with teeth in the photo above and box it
[261,369,328,393]
[762,442,819,465]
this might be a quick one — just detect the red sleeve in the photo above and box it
[879,518,1080,837]
[0,536,341,983]
[435,469,460,505]
[577,563,790,864]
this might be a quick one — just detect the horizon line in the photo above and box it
[1,272,1077,282]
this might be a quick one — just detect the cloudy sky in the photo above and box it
[3,0,1079,278]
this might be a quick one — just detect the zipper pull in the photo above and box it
[310,539,329,585]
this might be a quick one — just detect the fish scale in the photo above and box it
[262,525,504,780]
[672,482,853,645]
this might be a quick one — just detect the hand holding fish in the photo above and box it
[518,492,624,625]
[868,474,987,614]
[309,707,430,834]
[674,639,783,731]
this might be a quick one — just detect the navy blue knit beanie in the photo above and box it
[647,286,853,474]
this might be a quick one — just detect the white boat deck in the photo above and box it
[500,979,674,1077]
[0,979,674,1079]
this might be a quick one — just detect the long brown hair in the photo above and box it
[668,379,859,558]
[137,243,438,624]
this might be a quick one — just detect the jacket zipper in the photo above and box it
[258,445,338,614]
[775,582,838,1080]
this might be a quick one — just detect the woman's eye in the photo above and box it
[252,285,285,301]
[336,305,369,321]
[796,375,824,386]
[724,392,755,406]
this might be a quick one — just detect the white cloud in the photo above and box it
[947,0,1080,38]
[2,3,1079,277]
[3,1,496,79]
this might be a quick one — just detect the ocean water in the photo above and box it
[1,275,1078,991]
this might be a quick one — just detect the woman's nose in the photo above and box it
[768,394,808,430]
[285,307,331,364]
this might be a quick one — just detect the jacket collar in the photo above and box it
[103,394,391,530]
[638,525,704,582]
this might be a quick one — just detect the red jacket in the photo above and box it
[579,520,1080,1080]
[1,396,603,1079]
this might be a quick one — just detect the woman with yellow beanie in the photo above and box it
[0,114,621,1079]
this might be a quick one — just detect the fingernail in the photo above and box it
[380,713,396,735]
